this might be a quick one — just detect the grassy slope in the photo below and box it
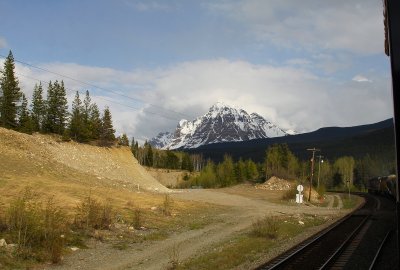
[0,127,207,222]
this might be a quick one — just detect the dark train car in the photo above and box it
[368,175,397,199]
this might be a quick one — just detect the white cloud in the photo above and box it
[11,59,392,143]
[123,0,174,12]
[352,75,372,82]
[206,0,385,55]
[0,37,7,49]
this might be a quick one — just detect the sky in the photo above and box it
[0,0,393,143]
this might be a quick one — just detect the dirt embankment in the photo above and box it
[0,127,169,193]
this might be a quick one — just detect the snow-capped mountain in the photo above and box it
[148,132,174,149]
[149,102,292,149]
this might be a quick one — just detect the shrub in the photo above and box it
[167,243,180,269]
[5,190,68,263]
[162,194,173,216]
[282,185,298,200]
[251,216,279,239]
[74,195,113,230]
[133,208,143,229]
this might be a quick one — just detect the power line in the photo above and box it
[0,54,193,119]
[16,72,181,122]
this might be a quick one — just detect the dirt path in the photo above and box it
[335,194,344,209]
[46,189,350,270]
[326,195,335,208]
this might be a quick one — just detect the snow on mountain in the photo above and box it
[150,102,291,149]
[148,131,174,149]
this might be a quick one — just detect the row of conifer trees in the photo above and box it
[0,51,116,145]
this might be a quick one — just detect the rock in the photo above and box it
[71,247,79,251]
[298,220,304,225]
[151,206,157,211]
[0,239,7,247]
[6,244,17,250]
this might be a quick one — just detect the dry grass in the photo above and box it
[0,128,210,269]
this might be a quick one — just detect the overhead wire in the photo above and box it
[0,53,194,120]
[16,72,182,122]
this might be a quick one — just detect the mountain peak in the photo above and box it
[211,101,233,109]
[150,103,290,149]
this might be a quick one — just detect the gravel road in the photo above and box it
[44,189,349,270]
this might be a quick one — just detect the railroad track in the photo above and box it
[256,193,387,270]
[369,230,392,270]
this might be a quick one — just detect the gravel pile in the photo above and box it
[256,176,293,190]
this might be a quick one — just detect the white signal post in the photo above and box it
[296,184,304,204]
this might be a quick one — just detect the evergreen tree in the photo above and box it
[43,81,55,132]
[68,91,89,142]
[134,141,139,158]
[165,150,179,169]
[55,80,69,134]
[44,80,68,134]
[0,50,22,129]
[88,103,101,140]
[100,106,115,146]
[83,90,91,121]
[31,82,45,132]
[119,133,129,146]
[130,137,136,154]
[18,93,32,134]
[143,141,153,166]
[82,90,92,136]
[181,153,194,172]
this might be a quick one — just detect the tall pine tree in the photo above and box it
[82,90,91,131]
[89,103,102,140]
[44,80,68,134]
[0,50,22,129]
[31,82,45,132]
[68,91,87,142]
[100,106,115,146]
[18,93,32,134]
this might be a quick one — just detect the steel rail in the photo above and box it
[368,230,392,270]
[318,214,370,269]
[259,194,371,270]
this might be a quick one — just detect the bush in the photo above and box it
[133,208,143,229]
[5,190,68,263]
[282,185,298,200]
[251,216,279,239]
[162,195,173,216]
[74,195,113,230]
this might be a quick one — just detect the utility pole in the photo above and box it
[307,148,320,202]
[317,155,324,190]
